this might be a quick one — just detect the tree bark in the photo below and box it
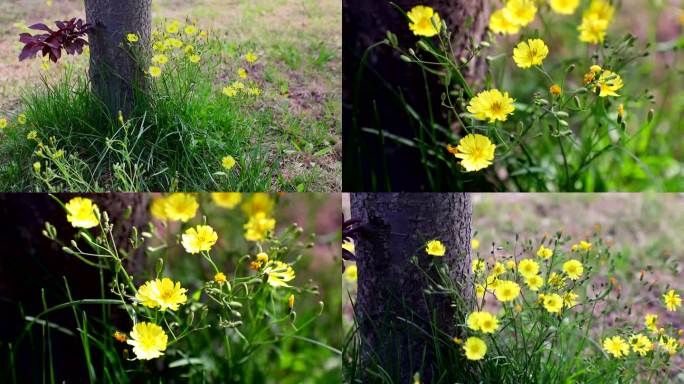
[85,0,152,116]
[0,193,149,382]
[351,193,472,383]
[343,0,489,191]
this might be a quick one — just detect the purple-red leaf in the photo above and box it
[18,18,91,63]
[29,23,52,32]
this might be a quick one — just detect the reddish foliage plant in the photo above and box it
[19,18,91,63]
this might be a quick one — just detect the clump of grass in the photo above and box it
[0,21,306,192]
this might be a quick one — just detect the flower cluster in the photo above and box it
[126,19,208,79]
[400,4,628,175]
[221,51,263,98]
[49,193,303,362]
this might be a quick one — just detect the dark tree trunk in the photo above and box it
[0,193,149,382]
[351,193,472,383]
[343,0,489,191]
[85,0,152,116]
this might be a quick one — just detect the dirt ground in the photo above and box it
[0,0,341,191]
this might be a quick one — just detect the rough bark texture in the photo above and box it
[351,193,472,383]
[85,0,152,116]
[0,193,149,381]
[343,0,489,191]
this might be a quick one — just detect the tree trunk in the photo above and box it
[85,0,152,116]
[343,0,489,191]
[351,193,472,383]
[0,193,149,382]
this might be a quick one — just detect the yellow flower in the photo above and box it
[645,313,659,333]
[127,33,139,43]
[489,9,520,35]
[578,14,609,44]
[425,240,446,256]
[518,258,540,278]
[65,197,100,229]
[223,86,237,97]
[585,0,615,22]
[579,240,592,251]
[245,52,258,63]
[617,103,624,118]
[263,260,295,287]
[113,331,127,343]
[222,155,236,170]
[629,334,653,356]
[33,161,41,173]
[189,54,201,63]
[257,252,269,264]
[247,87,262,96]
[494,280,521,302]
[17,113,27,125]
[184,25,197,35]
[550,0,580,15]
[165,38,183,49]
[242,193,275,216]
[342,238,355,255]
[343,264,358,282]
[512,39,549,68]
[595,70,624,97]
[452,134,496,172]
[491,262,506,277]
[603,335,630,358]
[472,259,486,274]
[563,291,578,307]
[238,68,248,79]
[244,212,276,241]
[562,259,583,280]
[214,272,227,284]
[471,239,480,250]
[166,21,180,34]
[506,260,516,270]
[536,245,553,259]
[406,5,441,37]
[127,322,168,360]
[542,293,563,313]
[211,193,242,209]
[663,289,682,311]
[136,278,188,311]
[550,84,561,95]
[452,337,463,345]
[463,337,487,360]
[659,335,679,355]
[525,275,544,291]
[150,197,168,220]
[288,294,295,309]
[466,311,499,333]
[0,118,7,129]
[475,284,486,299]
[27,130,38,140]
[503,0,537,27]
[181,225,218,254]
[467,89,516,124]
[152,54,168,65]
[232,81,246,90]
[164,193,199,222]
[149,66,162,78]
[153,42,166,52]
[184,45,195,54]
